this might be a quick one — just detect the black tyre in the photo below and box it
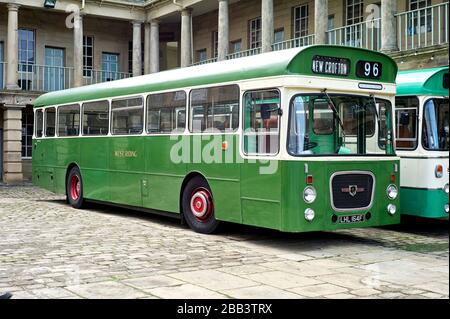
[182,176,220,234]
[66,166,85,209]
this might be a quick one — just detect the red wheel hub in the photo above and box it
[190,188,213,221]
[70,175,81,201]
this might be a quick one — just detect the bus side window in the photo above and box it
[111,97,144,135]
[243,89,280,155]
[35,109,43,138]
[147,91,186,134]
[394,97,419,150]
[58,104,80,137]
[82,100,110,136]
[189,85,239,133]
[45,107,56,137]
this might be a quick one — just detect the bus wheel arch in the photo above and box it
[66,164,85,209]
[180,173,220,234]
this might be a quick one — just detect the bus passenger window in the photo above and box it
[82,100,109,136]
[243,90,280,155]
[147,91,186,134]
[45,107,56,137]
[58,104,80,137]
[190,85,239,133]
[111,97,144,135]
[394,97,419,150]
[35,110,43,138]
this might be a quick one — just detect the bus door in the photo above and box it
[109,97,145,207]
[240,89,282,229]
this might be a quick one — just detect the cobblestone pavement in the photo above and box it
[0,185,448,299]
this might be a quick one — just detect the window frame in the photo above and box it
[286,93,396,157]
[110,96,144,136]
[293,4,309,39]
[248,17,262,49]
[146,90,187,135]
[44,107,57,138]
[188,84,240,134]
[57,103,81,137]
[83,35,94,78]
[394,96,419,151]
[35,109,44,138]
[81,99,110,136]
[421,97,450,152]
[22,110,33,159]
[242,88,281,156]
[18,28,36,73]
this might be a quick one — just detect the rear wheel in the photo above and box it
[182,176,220,234]
[67,166,85,209]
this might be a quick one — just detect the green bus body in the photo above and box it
[395,67,449,219]
[33,46,401,232]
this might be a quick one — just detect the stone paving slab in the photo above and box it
[0,186,448,299]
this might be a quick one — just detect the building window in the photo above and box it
[345,0,364,25]
[293,5,309,38]
[212,31,219,58]
[409,0,432,34]
[345,0,364,46]
[197,49,207,63]
[230,40,242,54]
[274,29,284,44]
[22,110,33,158]
[83,36,94,77]
[18,29,35,72]
[328,14,335,30]
[102,53,119,82]
[249,17,261,49]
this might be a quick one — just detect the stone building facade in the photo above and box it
[0,0,448,184]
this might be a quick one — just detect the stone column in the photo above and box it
[132,21,143,77]
[6,3,20,90]
[381,0,398,52]
[180,8,193,68]
[3,106,23,184]
[144,23,151,74]
[73,12,84,87]
[261,0,274,53]
[217,0,229,61]
[150,20,160,73]
[314,0,328,45]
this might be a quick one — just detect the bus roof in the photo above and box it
[396,66,449,97]
[34,45,397,107]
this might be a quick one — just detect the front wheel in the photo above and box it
[67,166,85,209]
[182,176,220,234]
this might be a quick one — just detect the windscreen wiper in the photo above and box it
[321,89,346,140]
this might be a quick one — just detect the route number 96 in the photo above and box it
[356,60,382,79]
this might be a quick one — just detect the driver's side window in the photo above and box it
[243,89,280,155]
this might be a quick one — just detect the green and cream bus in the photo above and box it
[32,45,400,234]
[395,67,449,218]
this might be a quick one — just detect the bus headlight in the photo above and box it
[445,204,449,214]
[444,183,449,195]
[387,184,398,200]
[387,204,397,215]
[304,208,315,222]
[303,186,317,203]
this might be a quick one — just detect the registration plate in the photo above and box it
[338,214,365,224]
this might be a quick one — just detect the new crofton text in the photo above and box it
[312,59,348,75]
